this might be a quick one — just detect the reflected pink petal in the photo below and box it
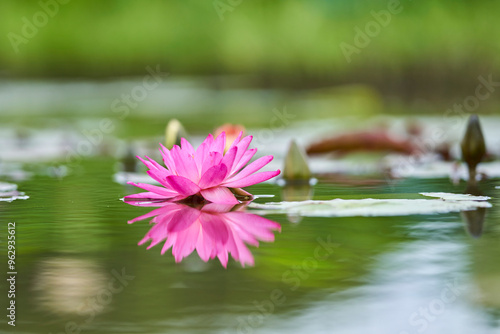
[199,213,229,244]
[167,207,201,232]
[126,202,280,267]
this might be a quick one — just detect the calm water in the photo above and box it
[1,157,499,334]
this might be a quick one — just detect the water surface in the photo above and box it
[1,157,499,334]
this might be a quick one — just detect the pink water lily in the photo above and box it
[124,132,280,204]
[127,201,281,267]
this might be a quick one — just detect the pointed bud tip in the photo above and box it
[461,114,486,171]
[283,140,311,181]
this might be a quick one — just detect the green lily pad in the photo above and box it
[0,182,29,202]
[420,192,491,201]
[249,193,491,217]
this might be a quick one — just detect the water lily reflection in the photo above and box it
[127,201,280,267]
[461,181,488,238]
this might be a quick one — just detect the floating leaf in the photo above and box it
[419,192,491,201]
[307,131,416,155]
[0,182,29,202]
[249,193,491,217]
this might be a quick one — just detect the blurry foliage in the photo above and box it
[0,0,498,93]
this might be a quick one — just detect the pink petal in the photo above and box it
[170,145,199,183]
[200,151,223,176]
[200,186,239,204]
[201,133,214,148]
[145,156,171,175]
[234,242,254,267]
[230,148,257,175]
[194,142,209,175]
[212,132,226,155]
[231,135,253,172]
[159,143,177,172]
[137,156,160,172]
[201,203,235,213]
[195,232,212,262]
[141,202,179,216]
[227,131,243,151]
[199,213,229,244]
[126,205,172,224]
[127,182,178,197]
[181,137,195,155]
[198,164,228,189]
[165,175,201,197]
[146,170,169,187]
[226,212,280,242]
[170,194,191,202]
[224,229,254,267]
[161,235,176,255]
[172,221,200,261]
[220,146,237,177]
[224,155,274,184]
[124,192,171,202]
[143,157,173,184]
[167,208,201,232]
[217,251,229,268]
[222,170,280,188]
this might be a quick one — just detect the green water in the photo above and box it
[1,157,499,334]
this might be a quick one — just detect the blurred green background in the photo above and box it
[1,0,499,102]
[2,2,500,333]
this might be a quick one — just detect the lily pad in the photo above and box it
[0,182,29,202]
[420,192,491,201]
[248,194,491,217]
